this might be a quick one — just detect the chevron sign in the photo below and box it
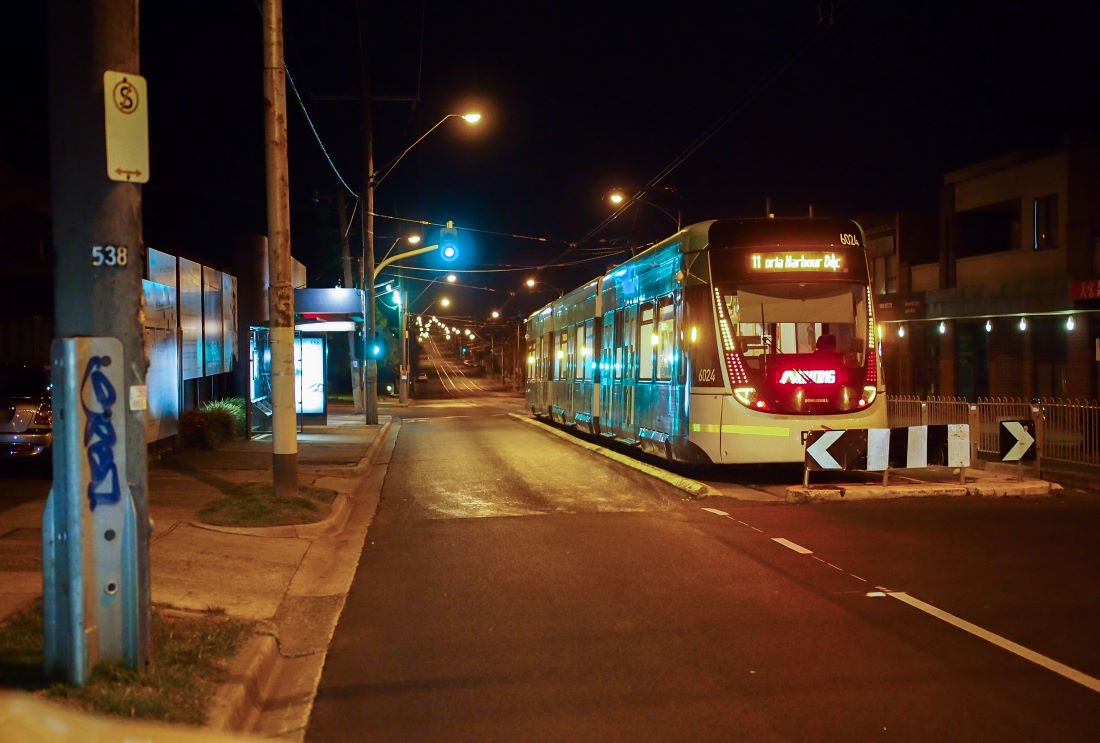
[805,425,971,471]
[999,420,1036,462]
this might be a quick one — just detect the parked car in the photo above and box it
[0,364,52,460]
[416,372,428,381]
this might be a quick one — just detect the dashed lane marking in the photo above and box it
[772,537,813,555]
[887,591,1100,695]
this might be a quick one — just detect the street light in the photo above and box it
[371,112,482,190]
[363,111,483,424]
[525,277,563,298]
[606,186,681,230]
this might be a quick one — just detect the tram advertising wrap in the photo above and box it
[524,218,886,465]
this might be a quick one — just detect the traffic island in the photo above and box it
[787,473,1063,502]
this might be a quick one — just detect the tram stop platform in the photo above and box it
[786,464,1062,503]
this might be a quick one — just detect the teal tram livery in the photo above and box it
[524,218,887,464]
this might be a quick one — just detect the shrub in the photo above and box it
[201,397,245,438]
[180,398,246,450]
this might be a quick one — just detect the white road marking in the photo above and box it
[849,573,868,582]
[749,526,763,533]
[702,507,729,516]
[772,537,813,555]
[887,591,1100,695]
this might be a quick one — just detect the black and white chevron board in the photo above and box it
[805,424,971,471]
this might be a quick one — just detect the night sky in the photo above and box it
[3,1,1098,320]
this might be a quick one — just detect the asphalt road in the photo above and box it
[307,396,1100,741]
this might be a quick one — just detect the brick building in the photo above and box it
[874,145,1100,400]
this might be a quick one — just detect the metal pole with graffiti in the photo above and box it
[44,0,151,683]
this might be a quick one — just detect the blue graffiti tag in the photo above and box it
[81,355,121,511]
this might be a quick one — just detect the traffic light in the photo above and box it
[368,328,388,359]
[439,220,458,262]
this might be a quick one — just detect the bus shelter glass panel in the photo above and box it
[251,328,327,434]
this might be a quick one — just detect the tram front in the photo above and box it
[703,218,886,464]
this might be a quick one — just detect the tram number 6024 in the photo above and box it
[697,368,717,384]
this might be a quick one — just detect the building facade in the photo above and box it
[875,145,1100,400]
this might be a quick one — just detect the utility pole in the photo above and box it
[399,283,409,403]
[337,192,363,413]
[44,0,150,682]
[262,0,298,496]
[358,0,379,424]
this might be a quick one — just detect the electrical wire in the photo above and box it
[561,12,843,261]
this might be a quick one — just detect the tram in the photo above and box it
[523,217,887,464]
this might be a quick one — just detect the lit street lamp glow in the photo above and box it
[491,310,500,319]
[440,297,451,308]
[446,273,457,283]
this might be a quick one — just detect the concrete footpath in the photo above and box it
[0,402,396,741]
[171,406,397,739]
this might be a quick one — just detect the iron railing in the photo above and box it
[887,394,1100,468]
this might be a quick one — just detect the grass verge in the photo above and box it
[0,599,249,725]
[197,481,338,527]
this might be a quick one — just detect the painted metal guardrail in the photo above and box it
[888,394,1100,469]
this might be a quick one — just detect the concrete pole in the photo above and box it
[261,0,298,496]
[46,0,150,677]
[359,0,379,425]
[338,192,363,413]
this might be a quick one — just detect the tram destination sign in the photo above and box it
[714,246,867,282]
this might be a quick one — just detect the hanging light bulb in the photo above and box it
[1018,317,1028,331]
[1066,316,1076,331]
[985,320,992,332]
[938,321,947,334]
[897,325,906,338]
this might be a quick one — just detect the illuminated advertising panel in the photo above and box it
[179,257,203,380]
[296,335,325,415]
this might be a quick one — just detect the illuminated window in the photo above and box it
[575,325,586,381]
[1033,194,1057,251]
[656,296,675,381]
[638,301,655,381]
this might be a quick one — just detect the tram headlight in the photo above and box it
[857,385,877,408]
[733,386,769,411]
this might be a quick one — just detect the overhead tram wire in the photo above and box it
[554,11,845,266]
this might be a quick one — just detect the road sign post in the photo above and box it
[43,339,142,683]
[46,0,151,683]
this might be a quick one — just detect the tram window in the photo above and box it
[613,310,623,380]
[639,301,655,381]
[623,306,637,380]
[724,284,867,366]
[584,320,595,381]
[574,325,585,380]
[656,296,675,381]
[602,311,614,382]
[542,333,552,379]
[561,328,571,379]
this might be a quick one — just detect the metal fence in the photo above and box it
[887,395,970,428]
[1035,397,1100,466]
[887,394,1100,468]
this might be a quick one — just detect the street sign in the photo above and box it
[805,425,971,472]
[999,419,1036,462]
[103,71,149,183]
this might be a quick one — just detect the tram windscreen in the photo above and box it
[720,283,869,367]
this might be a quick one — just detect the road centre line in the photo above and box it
[702,506,1100,695]
[772,537,814,555]
[887,591,1100,695]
